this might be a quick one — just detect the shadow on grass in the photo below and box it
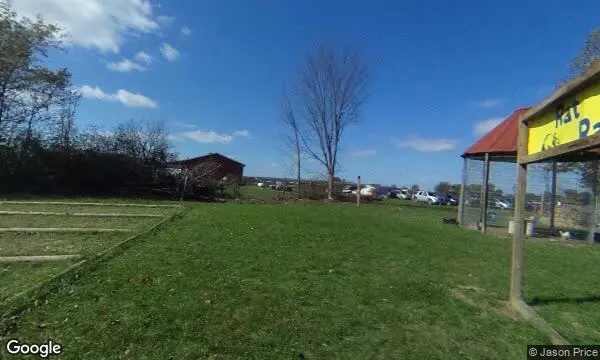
[528,295,600,306]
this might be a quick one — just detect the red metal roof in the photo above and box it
[462,107,531,157]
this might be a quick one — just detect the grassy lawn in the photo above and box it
[0,200,179,303]
[0,232,126,257]
[0,214,157,230]
[0,260,79,302]
[0,203,181,216]
[1,200,599,358]
[238,185,289,201]
[2,201,574,360]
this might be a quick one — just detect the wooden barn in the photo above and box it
[171,153,245,184]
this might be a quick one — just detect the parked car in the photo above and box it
[400,189,412,200]
[388,189,411,200]
[343,185,357,194]
[275,183,293,192]
[388,190,402,199]
[493,199,512,209]
[360,185,377,197]
[414,191,442,205]
[444,193,459,206]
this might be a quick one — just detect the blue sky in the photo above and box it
[12,0,600,190]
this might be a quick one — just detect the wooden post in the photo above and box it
[588,160,598,244]
[510,114,529,306]
[480,153,491,233]
[549,161,557,233]
[356,176,361,207]
[457,157,468,226]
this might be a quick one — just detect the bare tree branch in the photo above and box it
[285,43,369,199]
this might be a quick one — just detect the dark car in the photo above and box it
[444,193,459,206]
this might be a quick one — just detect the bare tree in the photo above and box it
[564,28,600,190]
[570,28,600,76]
[281,88,302,199]
[52,88,80,152]
[285,44,369,200]
[113,119,172,167]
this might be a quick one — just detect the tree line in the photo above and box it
[0,4,175,196]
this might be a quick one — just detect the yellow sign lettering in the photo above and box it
[527,82,600,155]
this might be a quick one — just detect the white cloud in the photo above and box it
[156,15,175,27]
[233,130,251,137]
[167,134,184,142]
[77,85,158,108]
[77,85,107,99]
[349,150,376,158]
[473,98,505,109]
[181,131,233,144]
[271,163,278,167]
[134,51,153,65]
[107,58,145,72]
[11,0,158,53]
[393,136,456,152]
[160,43,180,61]
[181,26,192,36]
[174,122,197,129]
[473,117,504,137]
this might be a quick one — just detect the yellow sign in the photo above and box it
[527,81,600,155]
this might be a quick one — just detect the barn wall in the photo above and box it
[181,155,244,184]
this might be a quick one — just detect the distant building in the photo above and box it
[170,153,245,184]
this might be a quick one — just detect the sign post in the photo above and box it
[356,176,361,207]
[512,61,600,308]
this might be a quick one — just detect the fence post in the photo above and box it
[457,158,468,226]
[356,176,361,207]
[510,114,528,306]
[481,153,490,233]
[549,161,557,233]
[588,160,598,244]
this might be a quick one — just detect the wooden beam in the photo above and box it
[481,153,491,233]
[0,255,81,263]
[457,158,468,226]
[519,132,600,164]
[510,113,529,305]
[0,201,181,208]
[520,60,600,125]
[0,211,164,218]
[510,300,569,345]
[0,228,135,233]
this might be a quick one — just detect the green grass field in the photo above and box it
[2,199,599,359]
[0,200,179,303]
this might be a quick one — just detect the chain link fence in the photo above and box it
[460,155,598,241]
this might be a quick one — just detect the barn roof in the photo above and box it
[462,107,531,158]
[172,153,246,167]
